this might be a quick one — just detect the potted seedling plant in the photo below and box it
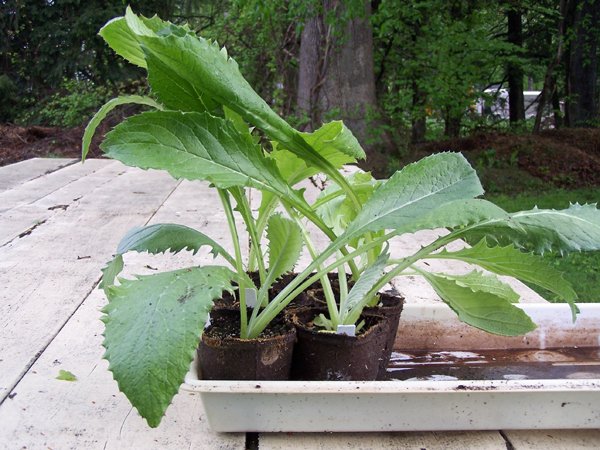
[84,8,600,428]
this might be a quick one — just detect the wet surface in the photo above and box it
[387,347,600,381]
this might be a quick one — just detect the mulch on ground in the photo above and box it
[2,122,600,189]
[413,128,600,189]
[0,124,105,167]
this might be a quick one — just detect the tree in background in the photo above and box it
[506,0,526,123]
[297,0,395,172]
[565,0,599,127]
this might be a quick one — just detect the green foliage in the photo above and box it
[17,79,113,127]
[421,271,536,336]
[486,188,600,303]
[0,75,18,122]
[103,266,234,427]
[264,214,303,288]
[342,153,483,241]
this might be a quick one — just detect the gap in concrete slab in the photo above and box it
[500,430,516,450]
[245,432,259,450]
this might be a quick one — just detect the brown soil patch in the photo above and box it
[0,123,107,167]
[2,122,600,191]
[411,128,600,189]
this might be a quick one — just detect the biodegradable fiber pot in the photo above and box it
[364,293,404,379]
[198,309,297,380]
[290,308,390,381]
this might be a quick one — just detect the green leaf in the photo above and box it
[342,153,484,241]
[101,111,300,201]
[315,171,381,236]
[421,272,537,336]
[144,47,220,113]
[99,16,147,68]
[464,203,600,254]
[100,254,124,291]
[264,214,303,287]
[270,121,365,186]
[99,223,235,292]
[342,252,390,324]
[103,266,233,427]
[56,370,77,382]
[301,120,365,161]
[116,223,230,260]
[270,122,364,186]
[431,270,520,303]
[132,29,296,141]
[431,240,578,319]
[81,95,163,161]
[99,8,188,69]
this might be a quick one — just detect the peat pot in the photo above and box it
[198,309,296,380]
[290,308,390,381]
[364,293,404,379]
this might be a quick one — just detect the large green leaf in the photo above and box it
[464,203,600,254]
[145,49,219,113]
[431,239,578,318]
[342,153,484,242]
[108,9,359,185]
[101,111,300,201]
[100,223,235,290]
[116,223,230,258]
[421,272,536,336]
[81,95,163,161]
[103,266,233,427]
[133,30,296,143]
[431,270,520,303]
[99,16,147,68]
[264,214,303,288]
[414,198,509,232]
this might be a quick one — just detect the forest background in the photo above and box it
[1,0,600,300]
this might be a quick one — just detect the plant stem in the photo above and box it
[284,205,340,327]
[218,189,248,338]
[247,231,395,338]
[229,187,266,285]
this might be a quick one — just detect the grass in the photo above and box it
[485,188,600,303]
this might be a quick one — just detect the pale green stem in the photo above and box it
[229,188,266,285]
[247,231,395,338]
[217,189,248,338]
[284,205,340,327]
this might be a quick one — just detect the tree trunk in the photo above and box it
[507,5,525,123]
[296,0,394,176]
[297,15,323,129]
[411,80,427,143]
[444,111,462,138]
[565,0,599,127]
[534,0,568,133]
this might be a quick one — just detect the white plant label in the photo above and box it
[245,288,258,308]
[336,324,356,336]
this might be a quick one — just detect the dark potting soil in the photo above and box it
[204,309,290,341]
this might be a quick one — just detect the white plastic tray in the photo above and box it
[183,303,600,432]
